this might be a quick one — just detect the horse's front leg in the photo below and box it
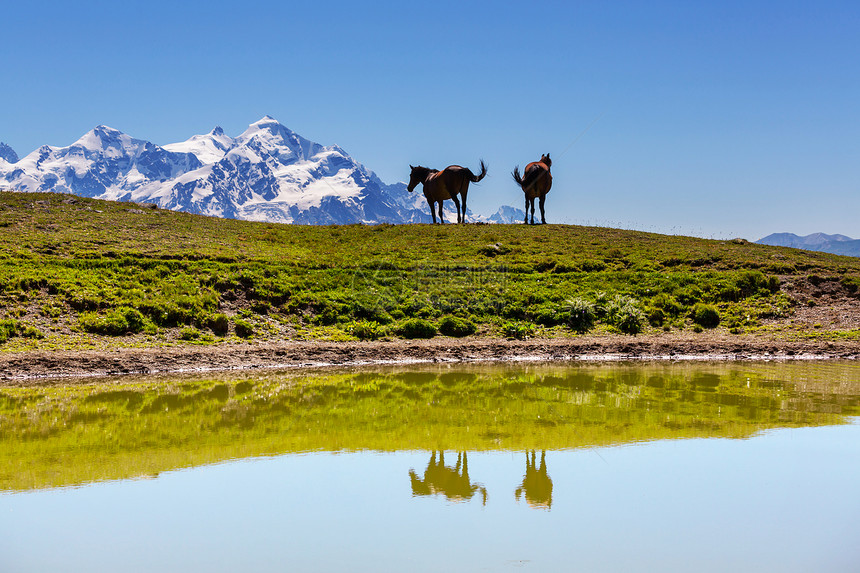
[539,194,547,224]
[438,201,445,224]
[427,198,437,224]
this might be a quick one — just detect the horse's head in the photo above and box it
[407,165,429,192]
[540,153,552,168]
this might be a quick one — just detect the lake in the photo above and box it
[2,361,859,572]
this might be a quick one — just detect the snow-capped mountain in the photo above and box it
[0,116,497,224]
[1,126,201,198]
[487,205,528,224]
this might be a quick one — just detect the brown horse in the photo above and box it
[407,160,487,224]
[512,153,552,224]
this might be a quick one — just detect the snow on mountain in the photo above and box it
[487,205,528,224]
[0,117,515,224]
[1,126,201,198]
[163,126,235,164]
[0,142,18,164]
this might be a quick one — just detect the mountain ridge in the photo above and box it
[757,232,860,257]
[0,117,523,225]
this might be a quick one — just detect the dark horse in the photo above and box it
[512,153,553,224]
[407,160,487,224]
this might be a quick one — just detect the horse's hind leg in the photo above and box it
[529,198,536,225]
[451,195,462,224]
[539,194,547,224]
[460,190,468,224]
[523,194,529,224]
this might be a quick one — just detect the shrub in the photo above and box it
[691,303,720,328]
[606,295,645,335]
[736,270,777,297]
[561,297,596,333]
[0,319,20,343]
[205,313,230,335]
[179,327,201,340]
[79,307,152,336]
[651,293,683,316]
[439,315,477,337]
[349,320,386,341]
[21,325,44,339]
[532,305,562,327]
[397,318,437,339]
[647,307,665,327]
[234,319,255,338]
[501,321,535,340]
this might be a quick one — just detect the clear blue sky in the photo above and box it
[2,1,858,239]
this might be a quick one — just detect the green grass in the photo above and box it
[1,191,859,349]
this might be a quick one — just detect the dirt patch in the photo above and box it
[2,333,858,386]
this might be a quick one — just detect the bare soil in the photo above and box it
[1,333,858,386]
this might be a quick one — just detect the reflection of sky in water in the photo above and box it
[3,420,859,573]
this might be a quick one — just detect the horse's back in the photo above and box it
[522,161,552,198]
[425,165,470,199]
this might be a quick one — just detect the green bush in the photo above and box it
[501,321,535,340]
[561,297,596,333]
[691,303,720,328]
[531,305,562,327]
[79,307,152,336]
[234,319,255,338]
[21,325,44,339]
[179,327,201,340]
[205,313,230,335]
[647,307,665,327]
[0,319,19,343]
[651,293,683,316]
[439,315,477,337]
[606,295,644,335]
[349,320,386,341]
[397,318,437,339]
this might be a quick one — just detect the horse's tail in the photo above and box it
[469,160,487,183]
[512,166,523,186]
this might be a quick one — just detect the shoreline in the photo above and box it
[1,334,858,385]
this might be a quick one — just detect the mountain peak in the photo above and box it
[211,126,224,136]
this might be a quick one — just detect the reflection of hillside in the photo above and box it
[1,362,859,491]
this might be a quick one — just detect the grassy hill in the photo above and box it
[1,191,859,350]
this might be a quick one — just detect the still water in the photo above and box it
[1,362,859,572]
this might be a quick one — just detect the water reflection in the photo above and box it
[515,450,553,510]
[409,451,487,505]
[1,361,859,492]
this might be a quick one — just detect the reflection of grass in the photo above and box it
[1,362,859,492]
[2,192,860,348]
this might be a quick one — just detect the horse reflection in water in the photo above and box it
[409,451,488,505]
[515,450,553,509]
